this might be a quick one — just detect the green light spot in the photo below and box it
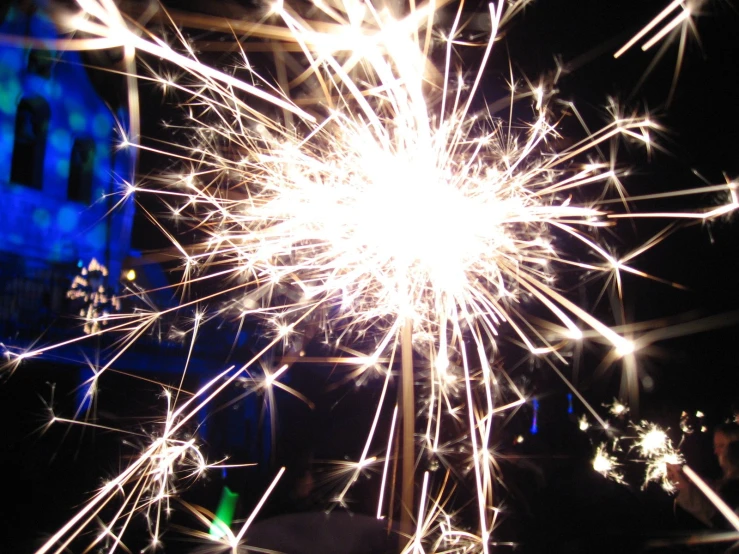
[0,76,21,114]
[209,487,239,540]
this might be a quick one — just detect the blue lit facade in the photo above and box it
[0,5,283,468]
[0,4,134,338]
[0,5,134,285]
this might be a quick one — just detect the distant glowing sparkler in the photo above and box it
[585,410,739,535]
[633,421,683,491]
[6,0,737,552]
[593,443,624,484]
[584,403,685,492]
[608,399,630,418]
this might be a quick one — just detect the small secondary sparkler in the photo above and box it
[584,408,739,539]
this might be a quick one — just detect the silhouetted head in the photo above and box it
[714,422,739,474]
[723,440,739,479]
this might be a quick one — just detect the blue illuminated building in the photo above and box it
[0,3,135,337]
[0,4,274,465]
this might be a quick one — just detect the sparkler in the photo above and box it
[4,0,737,552]
[584,409,739,540]
[633,421,684,491]
[583,402,685,491]
[593,443,624,484]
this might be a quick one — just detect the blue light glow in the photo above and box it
[530,398,539,435]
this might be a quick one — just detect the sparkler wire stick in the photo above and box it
[400,316,415,541]
[233,467,286,545]
[641,9,691,52]
[682,465,739,532]
[412,471,430,554]
[614,0,684,58]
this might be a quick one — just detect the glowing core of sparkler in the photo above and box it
[593,451,614,474]
[593,444,624,483]
[638,427,669,456]
[313,162,481,293]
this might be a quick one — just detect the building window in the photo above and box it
[10,97,49,189]
[68,139,95,203]
[28,49,53,78]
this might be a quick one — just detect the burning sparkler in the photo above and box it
[593,443,625,484]
[582,401,685,490]
[4,0,737,552]
[583,408,739,539]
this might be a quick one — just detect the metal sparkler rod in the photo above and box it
[682,465,739,531]
[400,316,415,544]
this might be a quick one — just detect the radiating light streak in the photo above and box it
[377,404,399,519]
[412,472,431,554]
[232,467,286,547]
[174,310,202,407]
[614,0,685,58]
[35,303,319,553]
[333,347,394,507]
[647,531,739,549]
[641,7,692,52]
